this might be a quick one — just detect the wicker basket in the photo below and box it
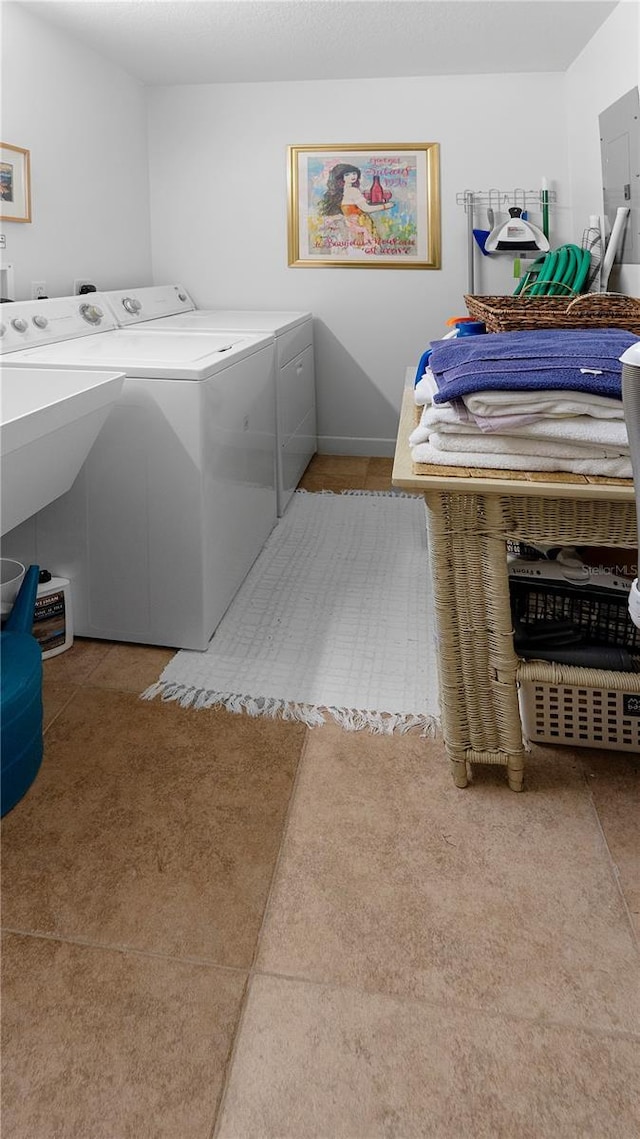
[464,292,640,335]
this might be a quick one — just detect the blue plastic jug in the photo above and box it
[1,565,43,816]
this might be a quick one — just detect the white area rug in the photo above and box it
[143,491,439,734]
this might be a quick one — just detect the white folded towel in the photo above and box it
[464,388,624,421]
[413,375,431,406]
[429,430,628,461]
[415,368,626,435]
[409,402,463,443]
[410,401,629,453]
[410,440,632,478]
[414,370,445,408]
[439,416,628,445]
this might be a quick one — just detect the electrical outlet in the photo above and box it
[31,281,47,299]
[74,279,96,295]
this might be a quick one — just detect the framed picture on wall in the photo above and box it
[287,143,440,269]
[0,142,32,223]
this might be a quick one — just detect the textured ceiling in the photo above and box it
[21,0,619,85]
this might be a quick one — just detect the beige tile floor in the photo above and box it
[2,455,639,1138]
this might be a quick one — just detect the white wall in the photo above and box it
[5,2,631,455]
[566,0,640,296]
[0,2,152,302]
[147,73,571,454]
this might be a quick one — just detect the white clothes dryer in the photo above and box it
[98,285,316,515]
[1,296,277,650]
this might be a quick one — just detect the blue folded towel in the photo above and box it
[431,327,637,369]
[440,358,623,382]
[430,327,637,404]
[432,367,623,403]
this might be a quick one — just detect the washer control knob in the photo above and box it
[177,292,187,302]
[80,303,103,324]
[122,297,141,314]
[33,315,49,329]
[11,317,28,333]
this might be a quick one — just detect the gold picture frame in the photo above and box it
[288,143,440,269]
[0,142,32,223]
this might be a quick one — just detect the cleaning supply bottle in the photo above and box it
[442,317,487,339]
[415,318,486,385]
[32,570,73,659]
[414,348,432,386]
[455,320,486,337]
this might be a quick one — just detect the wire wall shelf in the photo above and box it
[457,189,558,293]
[456,188,557,213]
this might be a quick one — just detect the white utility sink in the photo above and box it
[1,365,125,535]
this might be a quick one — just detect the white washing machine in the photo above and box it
[1,296,277,650]
[98,285,316,515]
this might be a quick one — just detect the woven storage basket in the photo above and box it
[464,292,640,335]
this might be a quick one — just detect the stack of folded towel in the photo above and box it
[410,327,638,477]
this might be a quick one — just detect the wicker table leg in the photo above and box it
[425,491,525,789]
[507,754,525,792]
[450,757,470,789]
[449,753,525,790]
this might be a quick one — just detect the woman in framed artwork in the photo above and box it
[318,163,394,248]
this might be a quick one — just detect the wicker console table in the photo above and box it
[392,379,640,791]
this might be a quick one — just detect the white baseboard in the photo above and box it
[317,436,396,458]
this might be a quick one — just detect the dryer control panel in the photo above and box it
[100,284,195,326]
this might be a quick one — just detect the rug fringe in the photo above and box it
[141,681,437,737]
[295,488,421,500]
[339,489,422,500]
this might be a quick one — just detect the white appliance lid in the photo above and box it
[4,329,274,380]
[133,310,312,334]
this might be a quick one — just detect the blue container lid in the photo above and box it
[455,320,486,336]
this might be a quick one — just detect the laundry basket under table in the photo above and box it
[392,381,639,790]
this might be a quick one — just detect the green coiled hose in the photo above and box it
[514,244,591,297]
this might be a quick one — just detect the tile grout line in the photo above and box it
[42,685,80,736]
[41,641,117,729]
[44,641,115,689]
[78,642,118,682]
[0,926,249,975]
[248,726,312,974]
[579,760,640,956]
[209,725,313,1139]
[247,964,640,1045]
[1,927,252,1139]
[209,972,256,1139]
